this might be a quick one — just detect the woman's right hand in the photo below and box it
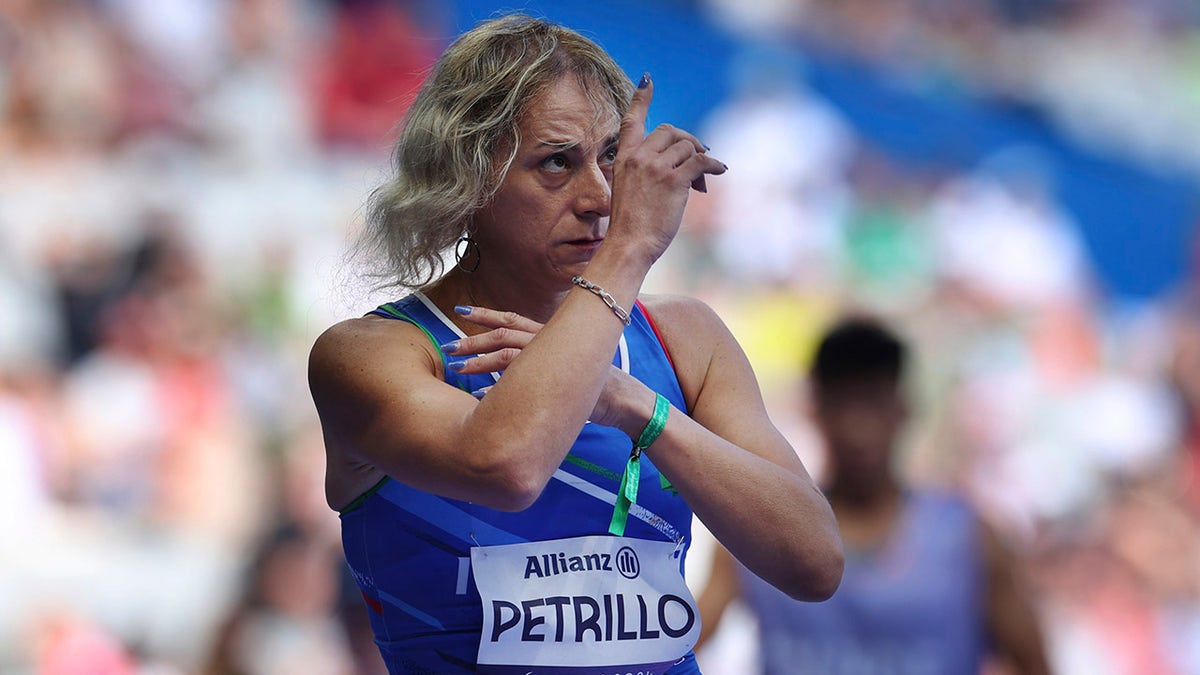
[606,74,726,263]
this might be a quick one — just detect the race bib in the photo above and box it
[471,535,699,675]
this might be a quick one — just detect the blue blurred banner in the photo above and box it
[452,0,1200,301]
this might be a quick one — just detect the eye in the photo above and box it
[601,145,618,165]
[541,153,569,173]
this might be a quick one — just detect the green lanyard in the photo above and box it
[608,393,670,536]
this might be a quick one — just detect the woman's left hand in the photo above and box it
[441,306,540,385]
[444,306,648,435]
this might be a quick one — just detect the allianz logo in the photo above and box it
[523,546,640,580]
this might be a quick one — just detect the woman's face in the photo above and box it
[471,75,621,288]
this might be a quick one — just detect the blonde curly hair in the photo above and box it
[357,14,634,291]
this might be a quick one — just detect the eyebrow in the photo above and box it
[535,133,620,152]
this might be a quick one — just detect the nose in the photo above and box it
[574,161,611,220]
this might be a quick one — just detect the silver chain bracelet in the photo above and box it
[571,275,632,326]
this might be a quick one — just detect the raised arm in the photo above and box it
[636,295,844,601]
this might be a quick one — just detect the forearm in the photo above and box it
[455,244,654,499]
[642,409,843,600]
[984,524,1053,675]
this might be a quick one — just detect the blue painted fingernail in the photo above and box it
[449,359,467,372]
[440,340,460,354]
[470,388,488,399]
[454,305,472,315]
[703,143,711,151]
[638,72,650,89]
[721,162,728,170]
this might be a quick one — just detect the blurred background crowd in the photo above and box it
[2,0,1200,673]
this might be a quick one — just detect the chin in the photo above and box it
[555,256,593,276]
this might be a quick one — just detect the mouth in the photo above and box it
[565,237,604,250]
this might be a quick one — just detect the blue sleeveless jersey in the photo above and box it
[739,491,985,675]
[339,294,700,674]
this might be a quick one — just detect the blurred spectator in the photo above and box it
[696,317,1051,675]
[839,144,938,310]
[1027,473,1200,675]
[311,0,443,152]
[198,0,315,171]
[203,524,352,675]
[1,1,125,153]
[32,611,137,675]
[0,364,58,538]
[697,45,855,291]
[1168,250,1200,511]
[927,148,1091,313]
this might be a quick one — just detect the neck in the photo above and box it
[424,268,567,328]
[826,479,905,551]
[825,475,902,513]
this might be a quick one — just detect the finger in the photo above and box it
[657,138,706,193]
[661,137,701,170]
[655,139,723,194]
[678,153,727,191]
[454,305,544,333]
[618,72,653,152]
[448,348,520,375]
[640,122,709,156]
[441,326,534,356]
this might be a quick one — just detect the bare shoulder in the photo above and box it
[310,313,433,360]
[638,294,738,407]
[309,315,441,392]
[637,293,727,346]
[308,313,446,438]
[638,293,721,323]
[309,315,443,509]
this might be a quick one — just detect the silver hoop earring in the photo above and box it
[455,236,481,274]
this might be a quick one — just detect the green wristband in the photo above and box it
[635,393,670,451]
[609,393,670,536]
